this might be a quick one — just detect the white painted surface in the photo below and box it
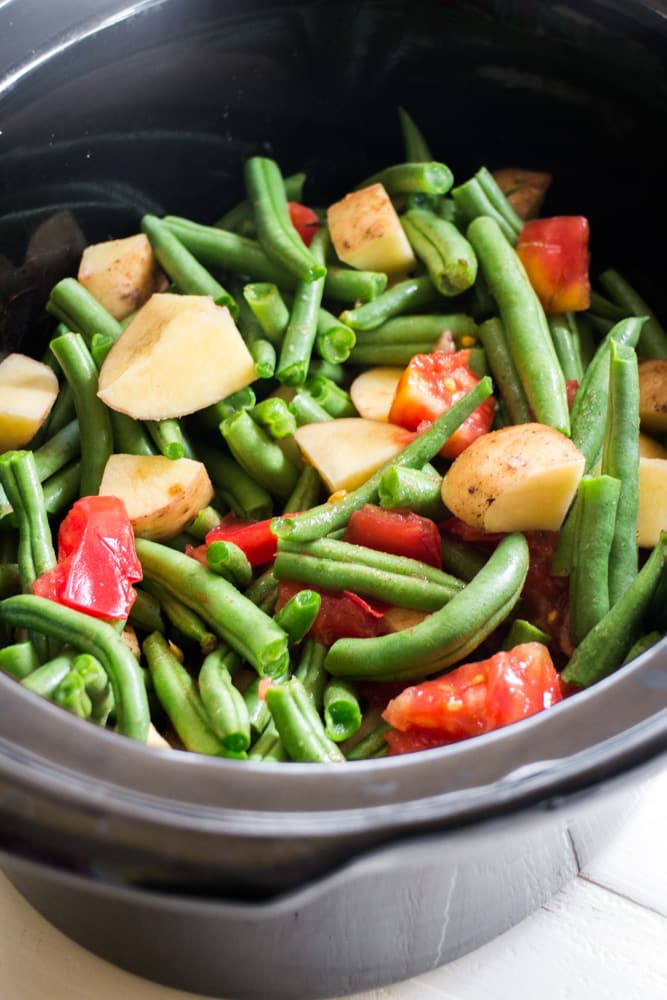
[1,768,666,1000]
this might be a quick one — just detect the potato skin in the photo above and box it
[638,359,667,434]
[441,422,584,532]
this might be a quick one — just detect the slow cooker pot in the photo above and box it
[1,2,666,997]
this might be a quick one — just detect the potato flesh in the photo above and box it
[638,359,667,434]
[99,453,214,541]
[294,418,414,493]
[349,366,403,422]
[97,293,256,420]
[491,168,552,220]
[327,183,416,276]
[638,456,667,548]
[442,423,585,532]
[639,432,667,460]
[0,353,59,452]
[78,233,166,320]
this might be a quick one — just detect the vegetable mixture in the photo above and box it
[1,108,666,762]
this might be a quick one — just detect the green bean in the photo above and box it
[206,540,253,589]
[196,444,273,521]
[476,316,532,425]
[245,157,325,284]
[72,652,114,724]
[195,387,257,432]
[324,533,529,681]
[142,578,218,654]
[569,475,621,644]
[402,209,478,296]
[475,167,524,236]
[187,505,224,540]
[561,534,666,688]
[452,171,521,244]
[350,312,476,355]
[50,332,113,495]
[294,638,328,709]
[143,631,227,755]
[439,536,488,583]
[272,377,492,542]
[589,290,628,322]
[283,465,322,514]
[359,162,453,196]
[243,567,277,609]
[467,216,569,434]
[346,720,391,760]
[41,382,76,440]
[135,539,290,677]
[0,451,57,586]
[316,309,356,363]
[274,589,321,647]
[141,214,237,316]
[623,631,662,664]
[231,279,277,379]
[53,670,93,719]
[288,390,332,426]
[21,653,75,696]
[398,107,433,162]
[145,418,195,460]
[324,266,387,303]
[304,375,357,418]
[600,341,640,605]
[248,720,288,761]
[502,619,551,650]
[31,419,81,480]
[0,564,21,601]
[276,228,327,385]
[220,410,298,499]
[251,397,297,440]
[215,171,306,231]
[128,587,165,634]
[574,313,598,371]
[548,314,585,382]
[308,360,346,384]
[243,283,290,344]
[0,595,149,739]
[599,269,667,358]
[570,316,645,470]
[47,277,123,345]
[340,275,439,331]
[198,645,250,753]
[41,461,81,517]
[323,678,362,742]
[265,677,345,763]
[0,640,40,680]
[378,465,446,520]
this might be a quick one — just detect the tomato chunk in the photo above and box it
[516,215,591,314]
[288,201,321,246]
[276,580,384,646]
[382,642,562,753]
[201,513,281,567]
[344,504,442,568]
[388,349,496,459]
[33,495,142,620]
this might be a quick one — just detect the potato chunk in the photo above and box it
[442,423,585,532]
[349,366,403,421]
[327,183,416,276]
[97,293,256,420]
[78,233,166,320]
[638,359,667,434]
[638,456,667,548]
[99,453,214,541]
[294,418,414,493]
[0,353,59,452]
[491,168,552,220]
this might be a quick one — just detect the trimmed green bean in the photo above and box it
[243,283,290,344]
[128,587,165,634]
[251,397,297,440]
[135,539,290,677]
[41,461,81,517]
[324,266,387,303]
[276,227,327,385]
[359,162,453,196]
[569,475,621,644]
[0,640,40,680]
[599,269,667,359]
[145,418,195,460]
[72,652,114,724]
[248,720,288,761]
[143,578,218,654]
[265,677,345,763]
[324,533,529,681]
[378,465,446,520]
[304,375,357,418]
[21,653,75,696]
[502,619,551,650]
[187,505,225,541]
[197,444,273,521]
[272,377,492,542]
[289,390,332,426]
[47,278,123,345]
[198,645,250,753]
[477,316,532,425]
[623,631,662,664]
[548,314,585,382]
[294,638,328,709]
[206,540,253,589]
[402,209,477,296]
[323,678,362,742]
[0,595,149,739]
[340,275,439,331]
[316,309,356,364]
[398,107,433,162]
[215,171,306,231]
[283,465,322,514]
[53,671,93,719]
[0,564,21,600]
[439,536,488,583]
[221,410,298,499]
[346,720,391,760]
[452,171,522,244]
[274,588,321,647]
[195,387,257,431]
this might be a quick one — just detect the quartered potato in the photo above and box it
[349,366,403,421]
[442,422,585,532]
[491,167,552,220]
[78,233,167,320]
[638,456,667,548]
[294,418,414,493]
[327,183,416,277]
[0,353,59,452]
[638,359,667,434]
[97,293,256,420]
[99,453,214,541]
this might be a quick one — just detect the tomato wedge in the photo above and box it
[288,201,321,246]
[344,504,442,568]
[33,495,142,620]
[191,513,282,567]
[388,349,496,459]
[382,642,562,754]
[516,215,591,314]
[275,580,384,646]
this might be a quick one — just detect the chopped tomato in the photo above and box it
[566,379,579,409]
[344,504,442,568]
[388,350,496,459]
[288,201,321,246]
[193,513,288,567]
[33,496,142,620]
[382,642,562,754]
[385,729,453,755]
[516,216,591,314]
[275,580,384,646]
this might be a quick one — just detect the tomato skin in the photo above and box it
[516,215,591,314]
[382,642,562,754]
[197,513,285,567]
[344,504,442,568]
[275,580,384,646]
[288,201,321,246]
[388,350,496,459]
[33,496,142,620]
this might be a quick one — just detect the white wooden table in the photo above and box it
[1,767,666,1000]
